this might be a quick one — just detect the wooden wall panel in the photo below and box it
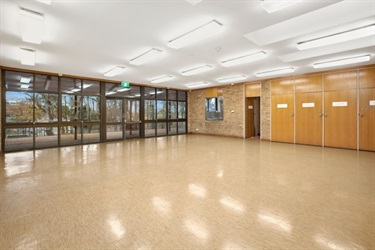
[245,83,261,97]
[359,68,375,89]
[324,71,357,91]
[205,88,218,98]
[324,90,357,149]
[359,88,375,151]
[295,75,322,93]
[271,79,294,95]
[245,98,255,138]
[295,92,322,146]
[271,94,294,143]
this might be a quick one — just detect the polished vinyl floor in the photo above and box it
[0,135,374,249]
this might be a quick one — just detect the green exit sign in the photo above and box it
[121,81,130,88]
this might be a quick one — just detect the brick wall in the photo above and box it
[188,84,244,138]
[260,81,271,140]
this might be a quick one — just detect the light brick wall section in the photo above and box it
[188,84,244,138]
[260,81,271,140]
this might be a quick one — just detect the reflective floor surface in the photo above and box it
[0,135,374,249]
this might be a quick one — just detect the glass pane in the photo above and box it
[62,95,82,121]
[61,77,82,94]
[35,93,58,122]
[178,91,187,101]
[105,84,141,98]
[156,89,167,100]
[168,122,177,135]
[168,101,177,119]
[83,125,100,143]
[35,75,58,93]
[5,71,34,92]
[145,123,155,137]
[125,99,140,122]
[145,100,156,120]
[6,92,33,123]
[168,90,177,100]
[157,122,167,136]
[124,86,141,99]
[106,125,123,140]
[178,102,186,119]
[178,122,186,134]
[5,127,34,151]
[60,125,82,146]
[82,80,100,95]
[207,98,217,112]
[145,87,155,99]
[125,124,140,138]
[35,127,58,148]
[83,96,100,121]
[106,99,122,122]
[157,100,167,120]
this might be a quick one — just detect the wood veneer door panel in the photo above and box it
[295,92,322,146]
[324,90,357,149]
[359,68,375,89]
[295,75,322,93]
[245,98,255,138]
[324,71,357,91]
[271,94,294,143]
[359,88,375,151]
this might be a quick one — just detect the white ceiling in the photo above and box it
[1,0,374,90]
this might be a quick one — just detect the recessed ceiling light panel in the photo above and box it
[221,51,267,67]
[181,65,213,76]
[261,0,302,13]
[36,0,52,5]
[185,0,202,5]
[185,82,210,88]
[20,48,36,66]
[151,75,174,84]
[104,66,126,77]
[20,8,44,44]
[256,67,295,77]
[217,75,247,83]
[129,48,163,65]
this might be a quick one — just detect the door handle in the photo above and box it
[319,112,323,117]
[324,112,328,117]
[291,112,295,117]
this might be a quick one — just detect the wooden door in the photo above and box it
[359,88,375,151]
[245,98,255,137]
[324,90,357,149]
[295,92,322,146]
[271,94,294,143]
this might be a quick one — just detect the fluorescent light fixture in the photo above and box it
[151,75,174,84]
[20,8,44,44]
[36,0,52,4]
[185,82,211,89]
[256,67,294,77]
[116,88,130,92]
[185,0,202,5]
[104,66,126,77]
[221,51,267,67]
[313,55,371,69]
[20,84,30,89]
[168,20,223,49]
[297,24,375,50]
[217,75,247,83]
[129,48,163,65]
[261,0,302,13]
[106,91,116,96]
[20,48,36,66]
[70,88,81,93]
[20,77,31,84]
[181,65,213,76]
[82,84,92,89]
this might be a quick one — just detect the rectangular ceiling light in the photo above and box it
[217,75,247,83]
[20,8,44,44]
[221,51,267,67]
[20,77,32,84]
[261,0,302,13]
[256,67,295,77]
[185,82,210,88]
[151,75,174,84]
[116,87,130,92]
[104,66,126,77]
[20,84,30,89]
[313,55,371,69]
[129,48,163,65]
[20,48,36,66]
[297,24,375,50]
[185,0,202,5]
[36,0,52,4]
[168,20,223,49]
[181,65,213,76]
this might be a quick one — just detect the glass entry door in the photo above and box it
[106,98,140,140]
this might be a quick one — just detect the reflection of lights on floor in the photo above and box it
[257,211,292,233]
[223,241,250,250]
[107,215,125,240]
[314,234,363,250]
[188,183,207,198]
[152,196,171,216]
[183,219,209,241]
[220,196,245,213]
[217,170,224,178]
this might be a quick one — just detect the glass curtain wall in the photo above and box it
[2,69,187,151]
